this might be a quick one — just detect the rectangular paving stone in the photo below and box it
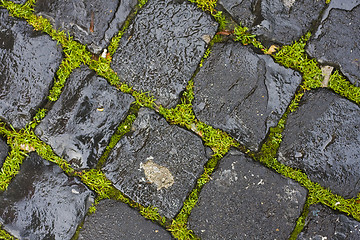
[35,65,134,169]
[78,199,171,240]
[193,42,302,151]
[306,2,360,87]
[188,149,307,239]
[103,108,209,219]
[35,0,138,53]
[111,0,218,108]
[0,9,63,129]
[278,89,360,198]
[0,152,94,240]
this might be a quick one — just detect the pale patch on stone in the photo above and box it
[321,65,334,87]
[140,159,174,190]
[283,0,296,8]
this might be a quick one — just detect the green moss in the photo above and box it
[187,0,217,13]
[329,70,360,105]
[0,147,26,191]
[289,197,311,240]
[234,25,266,50]
[0,225,16,240]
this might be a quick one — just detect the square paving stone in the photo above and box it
[298,204,360,240]
[111,0,218,108]
[188,149,307,240]
[35,65,134,169]
[252,0,326,45]
[306,2,360,87]
[0,138,9,167]
[0,152,95,240]
[103,108,209,219]
[0,9,63,129]
[35,0,138,54]
[78,199,172,240]
[193,42,301,151]
[278,89,360,198]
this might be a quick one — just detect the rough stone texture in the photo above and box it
[278,89,360,198]
[111,0,218,108]
[188,149,307,239]
[103,108,208,218]
[306,3,360,87]
[252,0,326,45]
[78,199,172,240]
[298,204,360,240]
[35,66,134,169]
[0,138,8,167]
[218,0,259,27]
[0,152,94,240]
[193,42,301,151]
[35,0,138,54]
[0,9,62,129]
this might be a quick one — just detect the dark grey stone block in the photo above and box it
[306,3,360,87]
[0,9,62,129]
[188,149,307,239]
[253,0,326,45]
[193,42,301,151]
[218,0,259,27]
[0,138,8,167]
[278,89,360,198]
[0,152,94,240]
[298,204,360,240]
[111,0,218,108]
[78,199,172,240]
[103,108,208,218]
[35,0,138,54]
[35,66,134,169]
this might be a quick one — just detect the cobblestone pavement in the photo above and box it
[0,0,359,239]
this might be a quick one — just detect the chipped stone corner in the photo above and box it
[140,157,174,191]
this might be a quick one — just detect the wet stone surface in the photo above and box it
[78,199,172,240]
[306,3,360,87]
[0,9,62,129]
[298,204,360,240]
[0,152,94,240]
[111,0,218,108]
[193,42,301,151]
[35,0,137,54]
[218,0,259,27]
[278,89,360,198]
[103,108,208,219]
[188,149,307,239]
[252,0,326,45]
[0,138,8,167]
[35,65,134,169]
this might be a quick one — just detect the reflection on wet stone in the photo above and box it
[188,150,307,239]
[35,66,134,169]
[103,108,208,218]
[111,0,218,108]
[193,42,301,151]
[35,0,138,53]
[0,152,94,240]
[0,9,62,129]
[306,3,360,87]
[278,89,360,198]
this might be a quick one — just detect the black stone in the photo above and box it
[0,152,94,240]
[0,9,62,129]
[111,0,218,108]
[188,149,307,239]
[252,0,326,45]
[278,89,360,198]
[103,108,208,218]
[35,0,138,54]
[35,66,134,169]
[78,199,172,240]
[218,0,258,27]
[298,204,360,240]
[0,138,8,167]
[193,42,301,151]
[306,2,360,87]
